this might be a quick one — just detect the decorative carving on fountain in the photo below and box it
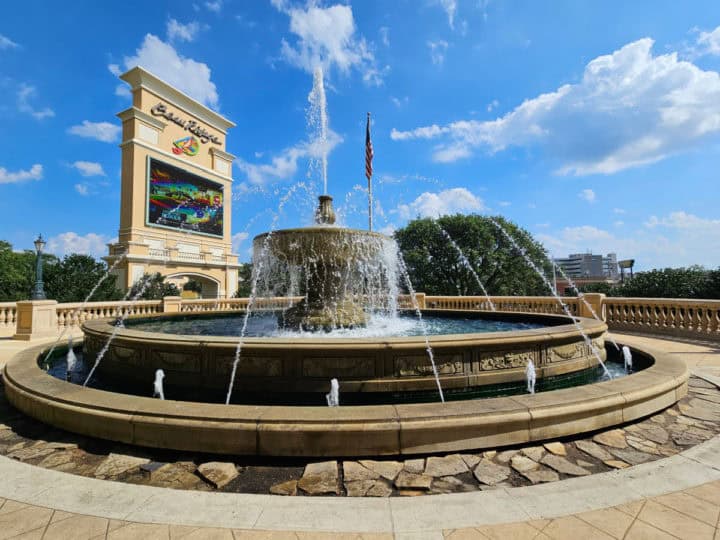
[477,350,536,371]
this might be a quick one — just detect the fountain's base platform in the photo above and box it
[280,298,368,330]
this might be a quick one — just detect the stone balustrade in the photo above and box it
[604,297,720,341]
[0,302,18,337]
[56,300,163,329]
[1,294,718,341]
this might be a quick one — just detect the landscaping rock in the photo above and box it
[345,479,376,497]
[343,461,379,482]
[510,455,538,473]
[7,446,56,462]
[94,454,149,479]
[151,464,205,489]
[604,460,630,469]
[197,462,239,489]
[575,440,613,461]
[522,468,559,484]
[460,454,481,469]
[38,451,75,469]
[297,461,338,495]
[635,425,669,445]
[366,481,393,497]
[473,459,511,486]
[543,442,567,456]
[359,460,403,481]
[576,460,595,469]
[270,480,297,496]
[394,471,432,490]
[521,446,545,462]
[483,450,497,460]
[424,455,468,477]
[403,459,425,475]
[496,450,517,463]
[626,437,660,455]
[593,429,627,449]
[671,426,713,446]
[540,455,590,476]
[608,448,654,465]
[678,403,720,422]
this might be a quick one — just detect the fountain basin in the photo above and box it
[79,310,607,398]
[3,340,687,456]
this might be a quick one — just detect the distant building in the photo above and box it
[553,252,619,280]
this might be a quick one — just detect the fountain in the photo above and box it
[1,68,689,458]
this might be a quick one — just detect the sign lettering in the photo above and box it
[150,103,222,145]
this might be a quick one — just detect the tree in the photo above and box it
[183,280,203,293]
[578,266,720,299]
[235,263,253,298]
[43,254,123,303]
[0,241,60,301]
[128,272,180,300]
[394,215,554,296]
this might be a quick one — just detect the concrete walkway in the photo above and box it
[0,333,718,539]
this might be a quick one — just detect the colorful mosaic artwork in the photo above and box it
[147,158,223,237]
[172,136,200,156]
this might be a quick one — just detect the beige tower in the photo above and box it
[105,67,240,298]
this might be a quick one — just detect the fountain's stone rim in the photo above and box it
[252,226,392,244]
[83,310,604,344]
[3,339,688,457]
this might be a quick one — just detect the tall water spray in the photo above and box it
[65,335,77,379]
[309,67,329,195]
[622,346,633,372]
[489,217,612,379]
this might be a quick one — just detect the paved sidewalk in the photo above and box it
[0,333,718,539]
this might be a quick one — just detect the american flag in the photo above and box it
[365,112,373,180]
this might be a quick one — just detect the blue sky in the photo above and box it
[1,0,719,269]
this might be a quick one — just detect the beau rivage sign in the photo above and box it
[150,103,221,145]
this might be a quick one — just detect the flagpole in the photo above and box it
[366,112,373,232]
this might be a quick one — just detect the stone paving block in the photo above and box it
[107,522,171,540]
[476,521,541,539]
[623,520,677,539]
[574,507,634,538]
[0,505,53,539]
[684,480,720,506]
[653,491,720,526]
[43,514,108,540]
[637,500,715,539]
[543,515,615,539]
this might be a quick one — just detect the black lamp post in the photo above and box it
[31,234,46,300]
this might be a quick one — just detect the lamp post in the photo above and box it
[31,234,46,300]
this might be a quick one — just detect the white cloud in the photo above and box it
[395,188,485,219]
[232,232,249,253]
[578,188,596,203]
[487,99,499,113]
[498,201,511,207]
[697,25,720,56]
[46,232,112,259]
[205,0,222,12]
[74,183,90,196]
[237,129,343,187]
[613,208,626,214]
[67,121,121,143]
[379,26,390,47]
[17,84,54,120]
[274,2,384,85]
[391,96,408,108]
[614,220,624,227]
[167,19,201,42]
[437,0,457,29]
[0,164,42,184]
[0,34,19,50]
[71,161,106,177]
[115,34,219,108]
[428,40,448,65]
[392,37,720,175]
[538,211,720,269]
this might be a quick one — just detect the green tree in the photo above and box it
[43,254,123,303]
[394,215,553,296]
[128,272,180,300]
[183,280,203,293]
[579,266,720,299]
[0,241,59,301]
[235,263,253,298]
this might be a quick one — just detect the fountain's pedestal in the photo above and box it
[253,195,395,331]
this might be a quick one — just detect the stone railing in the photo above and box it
[4,294,719,342]
[56,300,163,330]
[0,302,18,337]
[423,295,581,316]
[605,297,720,341]
[180,297,303,313]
